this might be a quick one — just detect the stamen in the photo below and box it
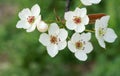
[75,41,83,49]
[50,35,58,44]
[73,17,81,24]
[27,16,35,24]
[99,28,105,37]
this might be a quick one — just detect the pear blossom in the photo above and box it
[68,33,93,61]
[64,7,89,33]
[37,21,48,32]
[95,16,117,48]
[81,0,101,6]
[16,4,41,32]
[39,23,68,57]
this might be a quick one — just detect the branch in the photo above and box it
[88,13,106,24]
[65,0,71,12]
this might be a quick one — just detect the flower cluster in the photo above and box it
[16,0,117,61]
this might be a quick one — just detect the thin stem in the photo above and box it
[67,36,71,40]
[54,8,61,22]
[85,29,95,33]
[78,2,82,8]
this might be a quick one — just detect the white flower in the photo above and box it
[16,4,41,32]
[68,33,93,61]
[81,0,101,6]
[37,21,48,32]
[95,16,117,48]
[64,7,89,33]
[39,23,68,57]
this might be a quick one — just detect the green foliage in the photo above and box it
[0,0,120,76]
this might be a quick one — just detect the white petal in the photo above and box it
[82,15,89,25]
[80,33,91,41]
[68,41,76,53]
[75,8,87,17]
[81,0,92,6]
[100,16,110,28]
[16,20,23,28]
[95,20,103,39]
[64,11,74,21]
[83,42,93,53]
[35,15,41,22]
[95,19,101,29]
[48,23,59,35]
[31,4,40,16]
[90,0,101,4]
[95,26,106,48]
[103,28,117,43]
[47,45,58,57]
[37,21,48,32]
[71,33,81,42]
[98,38,106,48]
[75,51,87,61]
[26,24,37,32]
[58,41,67,50]
[81,0,101,6]
[19,8,31,20]
[66,21,76,30]
[58,29,68,41]
[75,24,85,33]
[16,20,30,29]
[39,33,50,46]
[26,15,41,32]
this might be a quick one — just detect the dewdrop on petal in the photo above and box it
[37,21,48,32]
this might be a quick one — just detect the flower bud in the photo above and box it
[37,21,48,32]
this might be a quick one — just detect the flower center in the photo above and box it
[73,17,81,24]
[99,28,106,37]
[50,35,58,44]
[27,16,35,24]
[75,41,83,49]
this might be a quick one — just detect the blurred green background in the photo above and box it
[0,0,120,76]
